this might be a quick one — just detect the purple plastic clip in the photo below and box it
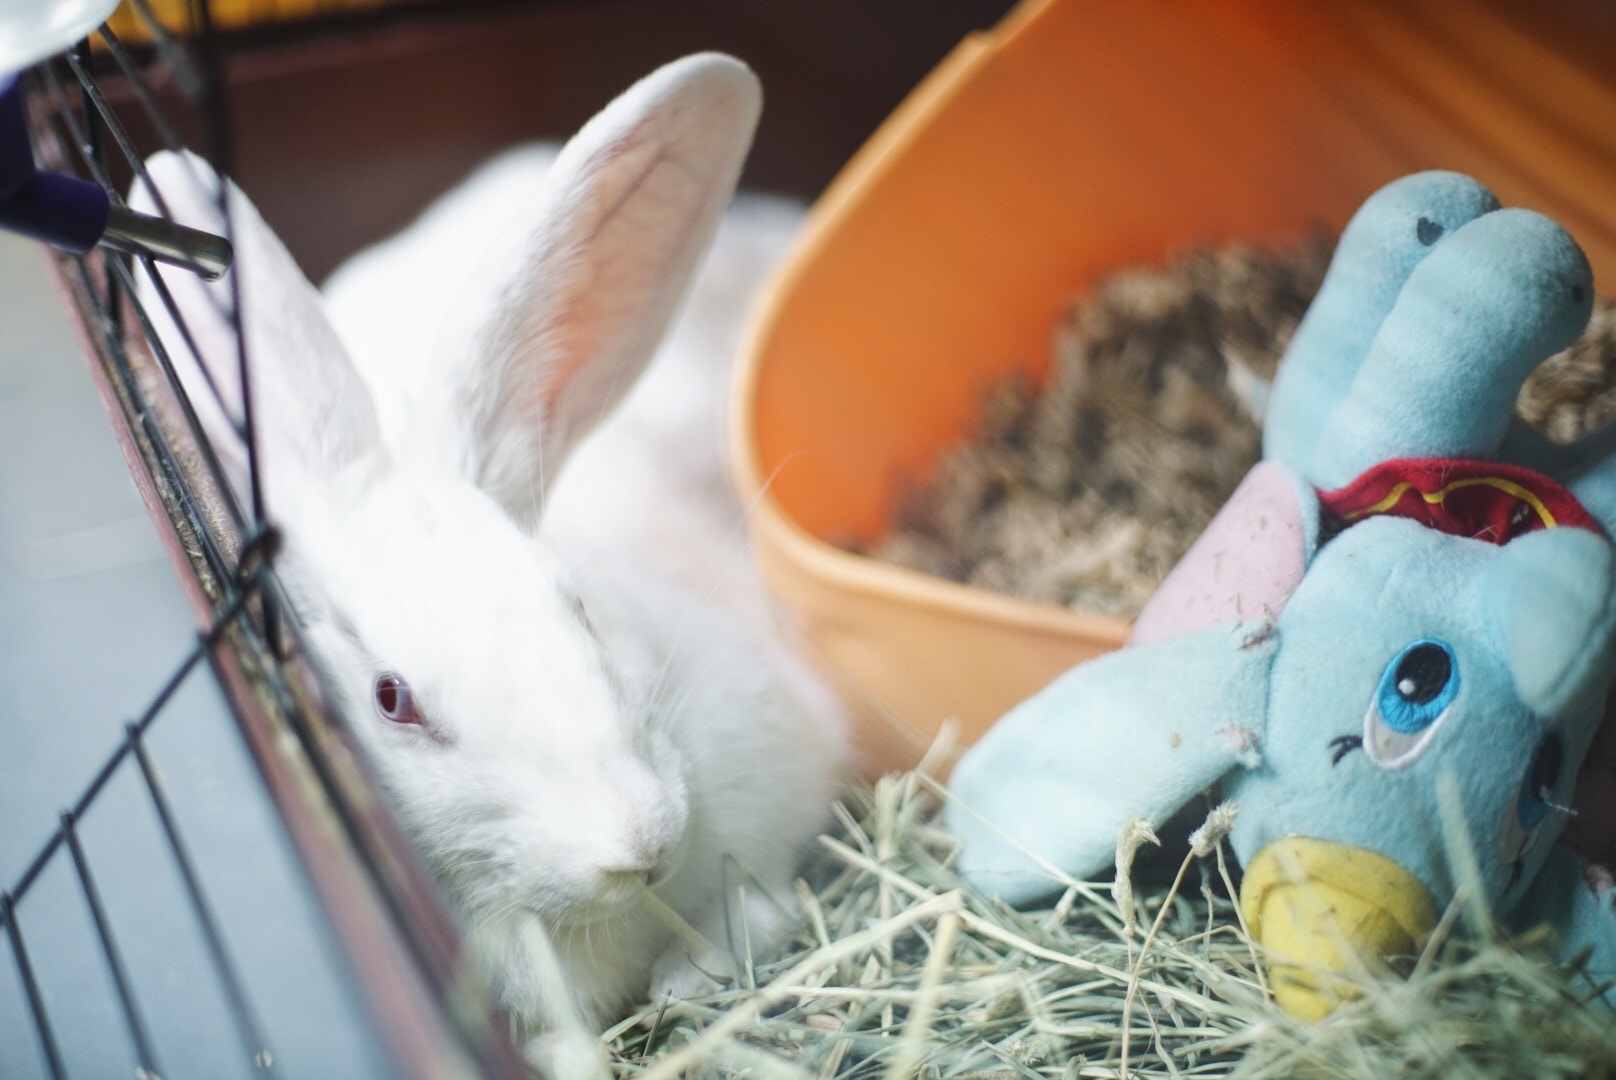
[0,73,230,279]
[0,74,109,251]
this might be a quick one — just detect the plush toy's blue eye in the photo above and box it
[1516,734,1563,830]
[1375,640,1459,734]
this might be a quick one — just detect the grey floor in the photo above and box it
[0,233,392,1078]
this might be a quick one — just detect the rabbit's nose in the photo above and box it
[631,825,680,874]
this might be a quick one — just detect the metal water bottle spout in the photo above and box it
[0,74,231,279]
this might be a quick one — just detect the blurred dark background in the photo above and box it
[102,0,1019,282]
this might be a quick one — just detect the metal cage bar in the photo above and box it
[1,5,531,1077]
[63,810,166,1079]
[129,723,280,1076]
[2,894,68,1080]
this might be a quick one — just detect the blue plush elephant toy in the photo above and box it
[947,171,1616,1019]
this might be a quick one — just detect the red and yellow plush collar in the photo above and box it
[1318,458,1602,544]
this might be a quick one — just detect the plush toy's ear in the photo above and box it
[1476,526,1616,722]
[1129,462,1317,646]
[1263,171,1497,474]
[1311,209,1593,488]
[947,620,1278,905]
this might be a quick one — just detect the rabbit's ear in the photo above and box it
[430,53,760,530]
[1263,171,1497,474]
[131,151,383,503]
[946,619,1278,906]
[1311,209,1593,489]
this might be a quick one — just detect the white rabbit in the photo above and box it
[130,53,848,1075]
[322,142,809,633]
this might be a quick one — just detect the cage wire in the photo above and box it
[4,3,528,1076]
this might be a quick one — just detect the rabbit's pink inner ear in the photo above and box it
[517,138,720,432]
[461,55,761,519]
[1128,461,1313,647]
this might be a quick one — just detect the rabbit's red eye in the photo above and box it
[373,672,420,725]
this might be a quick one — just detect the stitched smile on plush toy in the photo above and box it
[1317,458,1600,543]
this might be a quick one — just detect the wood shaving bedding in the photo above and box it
[861,242,1616,617]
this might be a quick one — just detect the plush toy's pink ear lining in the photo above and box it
[1129,461,1313,647]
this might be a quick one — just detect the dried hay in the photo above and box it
[858,242,1331,617]
[606,764,1616,1079]
[645,248,1616,1080]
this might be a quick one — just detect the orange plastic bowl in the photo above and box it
[734,0,1616,776]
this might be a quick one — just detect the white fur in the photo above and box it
[323,144,808,630]
[131,53,846,1073]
